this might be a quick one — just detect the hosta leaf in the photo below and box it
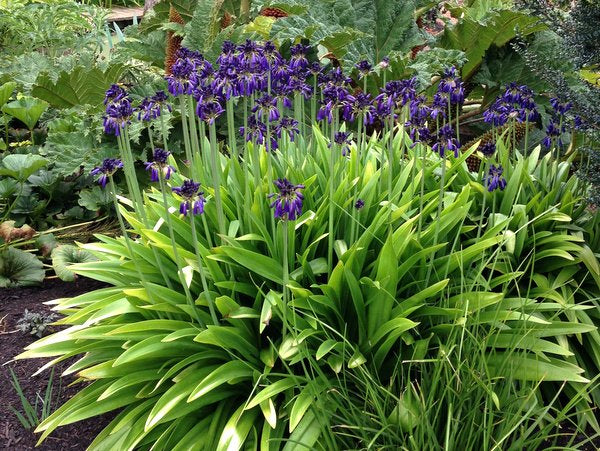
[51,245,97,282]
[0,154,48,182]
[0,247,45,288]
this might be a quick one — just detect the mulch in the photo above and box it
[0,278,113,450]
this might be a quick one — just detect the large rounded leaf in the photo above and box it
[51,245,97,282]
[0,81,16,108]
[0,247,44,288]
[1,97,48,131]
[0,154,48,182]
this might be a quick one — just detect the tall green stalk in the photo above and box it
[189,212,219,325]
[208,121,226,237]
[159,174,204,327]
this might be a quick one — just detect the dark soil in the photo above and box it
[0,278,112,450]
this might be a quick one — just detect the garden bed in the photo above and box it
[0,279,111,450]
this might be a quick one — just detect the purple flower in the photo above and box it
[438,67,464,105]
[240,117,278,151]
[331,131,352,156]
[145,148,176,182]
[354,198,365,210]
[238,39,266,68]
[480,142,496,157]
[308,61,322,76]
[542,120,563,148]
[252,94,280,122]
[379,57,390,69]
[137,91,171,122]
[342,92,376,124]
[104,84,127,105]
[268,178,305,220]
[430,93,448,120]
[217,41,238,66]
[90,158,123,188]
[485,164,507,192]
[432,124,460,158]
[103,98,133,136]
[289,43,310,70]
[274,116,300,141]
[550,98,572,116]
[318,84,351,123]
[166,57,197,96]
[172,179,205,216]
[263,41,282,65]
[356,60,372,78]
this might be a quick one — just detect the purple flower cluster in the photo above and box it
[432,124,460,158]
[91,158,123,188]
[438,67,465,105]
[485,164,507,192]
[103,84,133,136]
[332,131,352,156]
[145,148,176,182]
[138,91,172,122]
[542,97,573,149]
[483,83,539,127]
[268,178,305,220]
[172,179,205,216]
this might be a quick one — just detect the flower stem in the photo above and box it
[282,220,290,338]
[159,174,204,327]
[208,121,226,237]
[189,212,219,325]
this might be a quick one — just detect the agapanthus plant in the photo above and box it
[90,158,123,188]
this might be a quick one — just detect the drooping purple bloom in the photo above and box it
[542,120,564,148]
[356,60,372,78]
[90,158,123,188]
[263,41,282,66]
[432,124,460,158]
[145,148,176,182]
[332,131,352,156]
[317,84,351,123]
[289,43,310,70]
[104,84,127,105]
[438,67,465,105]
[217,41,238,66]
[274,116,300,141]
[342,92,376,124]
[166,57,197,96]
[354,198,365,210]
[485,164,507,192]
[239,116,278,151]
[550,97,572,116]
[252,94,280,122]
[172,179,205,216]
[268,178,305,220]
[430,92,448,120]
[138,96,164,122]
[103,98,133,136]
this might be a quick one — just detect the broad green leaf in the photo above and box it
[0,154,48,182]
[51,245,97,282]
[0,247,45,288]
[0,81,16,108]
[188,361,254,402]
[1,97,48,130]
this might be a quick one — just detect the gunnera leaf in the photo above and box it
[0,247,45,288]
[51,245,97,282]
